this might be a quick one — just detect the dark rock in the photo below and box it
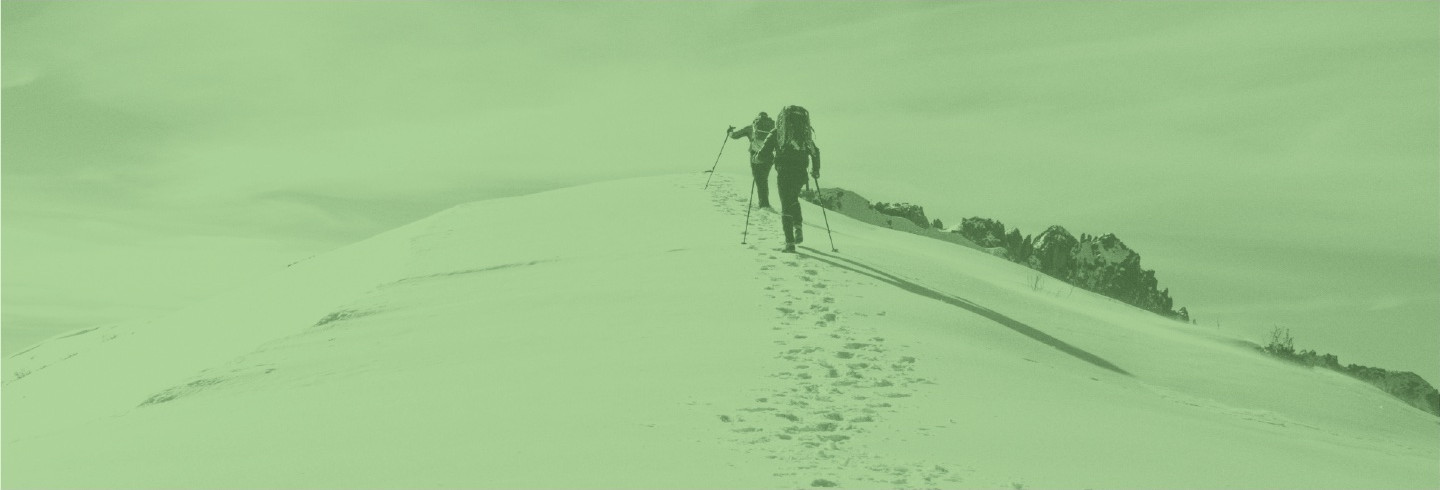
[1030,226,1078,278]
[957,217,1007,248]
[871,201,931,229]
[801,188,979,249]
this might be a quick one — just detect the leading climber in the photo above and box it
[729,111,778,209]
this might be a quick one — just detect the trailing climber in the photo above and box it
[759,105,821,253]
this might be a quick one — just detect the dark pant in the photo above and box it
[749,153,773,207]
[776,164,808,244]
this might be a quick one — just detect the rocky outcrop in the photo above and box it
[808,191,1189,321]
[802,188,979,249]
[1029,226,1080,279]
[1069,232,1178,318]
[952,220,1187,321]
[871,202,931,229]
[958,218,1006,248]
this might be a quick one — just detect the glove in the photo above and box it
[727,125,736,133]
[811,169,820,179]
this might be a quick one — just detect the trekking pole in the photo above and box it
[704,128,734,190]
[741,178,756,244]
[813,175,837,252]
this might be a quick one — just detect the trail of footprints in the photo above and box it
[695,176,961,486]
[725,246,964,487]
[698,175,755,218]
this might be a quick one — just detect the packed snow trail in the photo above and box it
[706,173,968,486]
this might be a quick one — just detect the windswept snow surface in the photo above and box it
[4,174,1437,488]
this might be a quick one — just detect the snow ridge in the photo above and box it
[3,173,1437,489]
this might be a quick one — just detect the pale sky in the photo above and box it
[3,2,1437,383]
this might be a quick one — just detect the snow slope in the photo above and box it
[4,173,1437,488]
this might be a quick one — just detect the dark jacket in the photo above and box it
[760,133,820,174]
[731,118,777,163]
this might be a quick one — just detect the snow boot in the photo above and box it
[781,242,797,253]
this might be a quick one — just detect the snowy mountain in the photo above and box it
[3,174,1437,488]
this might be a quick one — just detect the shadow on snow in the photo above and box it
[798,247,1132,377]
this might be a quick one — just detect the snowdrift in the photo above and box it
[4,173,1436,488]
